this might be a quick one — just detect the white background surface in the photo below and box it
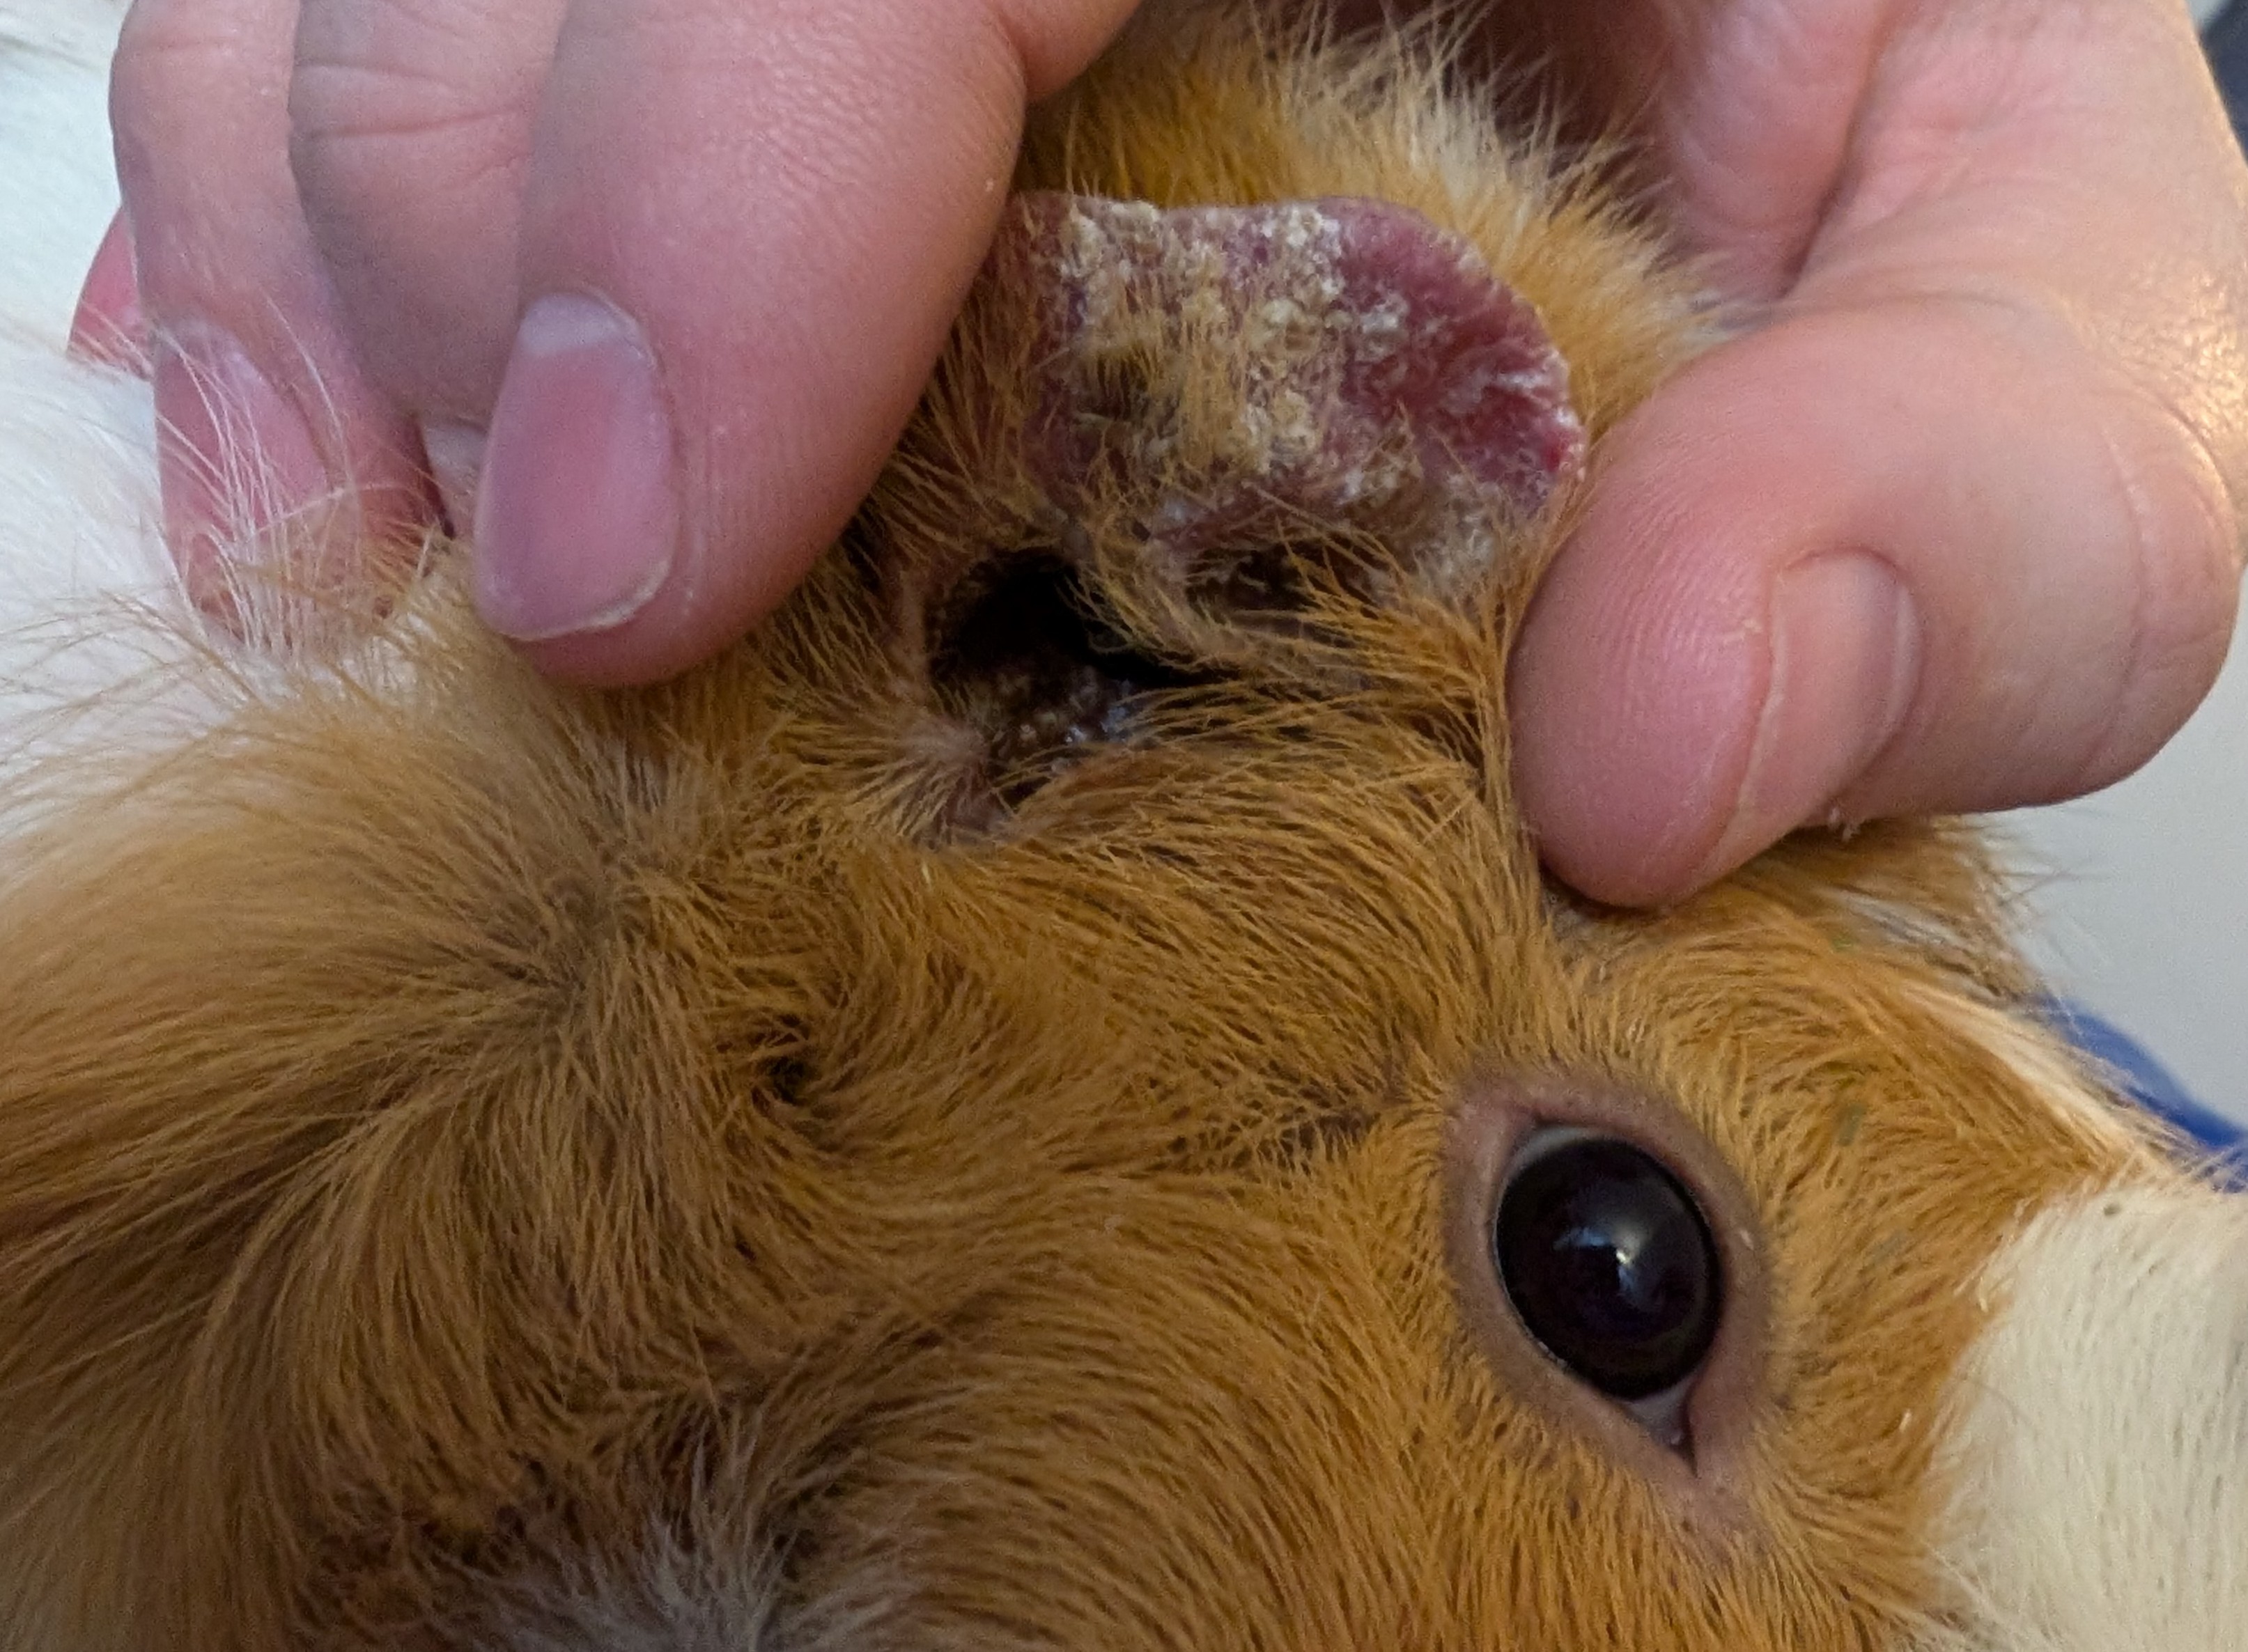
[2002,0,2248,1130]
[2008,593,2248,1126]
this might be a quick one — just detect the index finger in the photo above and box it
[472,0,1142,683]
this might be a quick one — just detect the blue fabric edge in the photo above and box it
[2042,999,2247,1167]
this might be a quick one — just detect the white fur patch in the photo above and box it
[1916,1187,2248,1651]
[466,1534,909,1652]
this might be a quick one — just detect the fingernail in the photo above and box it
[1700,552,1922,879]
[70,211,148,371]
[152,321,330,584]
[473,295,676,641]
[419,419,486,536]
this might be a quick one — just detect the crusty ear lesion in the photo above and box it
[958,7,1714,627]
[994,192,1584,598]
[848,13,1711,834]
[1017,5,1714,430]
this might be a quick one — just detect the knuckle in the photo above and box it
[2067,393,2242,793]
[290,24,513,146]
[290,63,516,192]
[111,2,255,150]
[286,0,541,227]
[289,77,527,254]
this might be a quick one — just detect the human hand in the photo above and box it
[1497,0,2248,902]
[95,0,1138,680]
[91,0,2248,907]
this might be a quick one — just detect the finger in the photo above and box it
[68,210,147,368]
[288,0,565,428]
[1514,0,2248,906]
[1510,299,2241,907]
[112,0,430,602]
[472,0,1142,683]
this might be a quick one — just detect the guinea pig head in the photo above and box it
[0,16,2241,1652]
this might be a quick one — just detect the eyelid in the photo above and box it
[1443,1074,1770,1528]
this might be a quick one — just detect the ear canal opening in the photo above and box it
[928,553,1210,807]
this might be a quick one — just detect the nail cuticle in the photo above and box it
[1691,551,1923,887]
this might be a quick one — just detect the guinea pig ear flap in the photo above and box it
[991,190,1587,639]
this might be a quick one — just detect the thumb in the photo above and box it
[472,0,1140,685]
[1510,299,2240,906]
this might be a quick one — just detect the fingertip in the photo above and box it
[495,492,827,687]
[1510,315,1944,906]
[1516,295,2242,907]
[1515,534,1921,910]
[1508,474,1772,907]
[1701,550,1923,878]
[467,289,853,686]
[111,0,439,608]
[482,0,1141,685]
[150,318,436,616]
[69,212,147,370]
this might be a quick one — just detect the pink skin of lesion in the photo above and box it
[1002,192,1584,609]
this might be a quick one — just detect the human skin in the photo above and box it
[87,0,2248,904]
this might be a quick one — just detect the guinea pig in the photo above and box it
[0,3,2243,1649]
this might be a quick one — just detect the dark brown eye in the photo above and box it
[1493,1130,1722,1408]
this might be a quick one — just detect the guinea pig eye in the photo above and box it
[1493,1129,1723,1435]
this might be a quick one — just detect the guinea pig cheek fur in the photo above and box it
[1443,1073,1770,1538]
